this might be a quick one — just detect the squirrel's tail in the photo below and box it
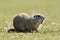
[8,29,16,33]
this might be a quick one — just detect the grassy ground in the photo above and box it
[0,0,60,40]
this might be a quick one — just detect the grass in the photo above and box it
[0,0,60,40]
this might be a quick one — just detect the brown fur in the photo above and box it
[8,13,45,33]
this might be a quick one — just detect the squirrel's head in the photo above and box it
[33,14,45,24]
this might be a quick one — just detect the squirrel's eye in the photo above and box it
[34,15,41,17]
[37,15,40,17]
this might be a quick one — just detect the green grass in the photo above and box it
[0,0,60,40]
